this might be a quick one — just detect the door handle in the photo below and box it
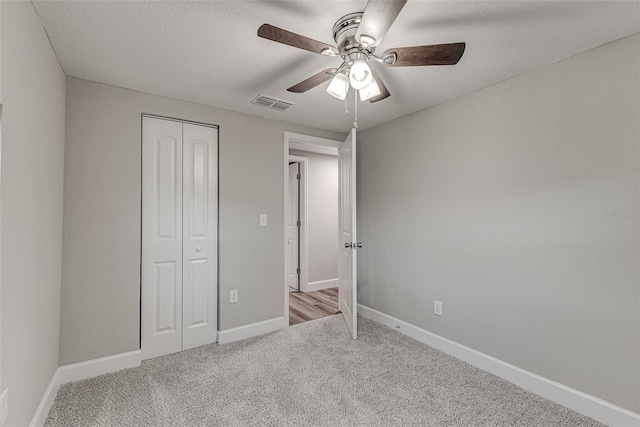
[344,242,363,249]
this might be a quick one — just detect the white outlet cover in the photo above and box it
[230,289,238,303]
[259,214,268,226]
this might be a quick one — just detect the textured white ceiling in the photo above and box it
[33,1,640,133]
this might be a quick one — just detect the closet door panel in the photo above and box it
[182,123,218,350]
[142,117,184,360]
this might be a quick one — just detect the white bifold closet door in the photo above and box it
[142,116,218,360]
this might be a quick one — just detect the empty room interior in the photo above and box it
[1,1,639,426]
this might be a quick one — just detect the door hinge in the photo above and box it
[297,173,301,180]
[296,267,301,275]
[296,220,301,227]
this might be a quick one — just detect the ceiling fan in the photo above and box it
[257,0,465,103]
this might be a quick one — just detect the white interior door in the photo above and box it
[338,128,357,339]
[287,162,299,290]
[182,123,218,351]
[142,117,184,359]
[142,117,218,360]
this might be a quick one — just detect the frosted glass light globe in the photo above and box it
[349,60,373,90]
[326,73,349,100]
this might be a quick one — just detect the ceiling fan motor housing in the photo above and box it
[332,12,375,58]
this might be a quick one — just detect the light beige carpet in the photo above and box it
[45,315,601,426]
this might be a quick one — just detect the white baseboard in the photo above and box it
[358,304,640,427]
[306,278,338,292]
[218,316,284,345]
[30,350,142,427]
[29,369,61,427]
[57,350,142,385]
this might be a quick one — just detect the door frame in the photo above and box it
[284,132,341,327]
[287,155,308,292]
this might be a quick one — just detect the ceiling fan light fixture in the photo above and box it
[349,59,373,90]
[326,73,349,100]
[359,79,381,101]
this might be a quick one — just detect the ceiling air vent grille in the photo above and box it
[250,94,295,112]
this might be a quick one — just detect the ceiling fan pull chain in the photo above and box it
[344,94,349,116]
[353,90,359,128]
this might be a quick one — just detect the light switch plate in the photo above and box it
[259,214,268,227]
[230,289,238,304]
[434,300,443,316]
[1,388,8,426]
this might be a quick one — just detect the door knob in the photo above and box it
[196,247,202,252]
[344,242,353,248]
[355,242,363,248]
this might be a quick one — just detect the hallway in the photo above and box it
[289,288,339,326]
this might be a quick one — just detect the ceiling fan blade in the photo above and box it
[287,69,337,93]
[258,24,337,55]
[383,42,466,67]
[368,70,390,103]
[355,0,407,48]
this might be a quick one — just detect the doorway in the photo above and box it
[284,133,342,326]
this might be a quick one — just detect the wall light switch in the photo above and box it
[434,300,443,316]
[230,289,238,304]
[1,388,8,426]
[259,214,268,227]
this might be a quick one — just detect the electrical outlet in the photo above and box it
[434,300,443,316]
[1,388,8,426]
[230,289,238,304]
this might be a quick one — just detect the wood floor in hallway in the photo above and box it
[289,287,339,326]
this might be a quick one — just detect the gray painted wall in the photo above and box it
[1,2,66,425]
[62,77,343,365]
[290,150,339,285]
[357,33,640,413]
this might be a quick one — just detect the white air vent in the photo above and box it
[250,94,295,112]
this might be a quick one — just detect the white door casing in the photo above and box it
[338,128,357,339]
[181,123,218,351]
[287,162,300,290]
[142,117,184,359]
[142,116,218,360]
